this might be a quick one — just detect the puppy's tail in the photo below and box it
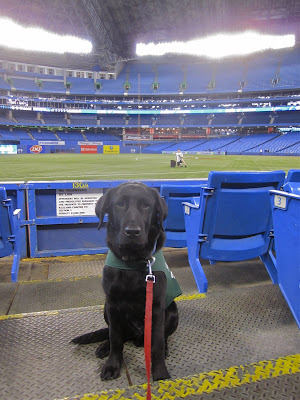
[70,328,109,344]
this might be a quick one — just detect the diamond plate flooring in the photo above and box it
[0,250,299,400]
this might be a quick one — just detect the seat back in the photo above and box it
[160,184,203,247]
[270,189,300,328]
[200,171,285,261]
[284,169,300,195]
[0,187,14,258]
[285,169,300,183]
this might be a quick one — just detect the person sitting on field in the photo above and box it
[175,149,187,167]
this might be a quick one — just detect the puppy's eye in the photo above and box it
[116,201,126,208]
[141,202,150,209]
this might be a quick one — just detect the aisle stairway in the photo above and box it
[0,250,299,400]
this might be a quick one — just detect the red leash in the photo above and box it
[144,257,156,400]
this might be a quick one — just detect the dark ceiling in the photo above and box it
[0,0,299,70]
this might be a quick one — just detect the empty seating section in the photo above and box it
[41,80,65,93]
[126,63,155,94]
[185,63,214,93]
[84,132,120,141]
[70,115,97,126]
[143,142,177,153]
[12,130,32,140]
[275,49,300,89]
[156,64,183,93]
[0,129,15,139]
[11,78,38,91]
[43,113,66,125]
[31,131,57,140]
[68,77,95,94]
[165,140,208,152]
[1,47,300,95]
[0,76,11,89]
[246,53,278,91]
[211,113,240,126]
[242,113,271,125]
[190,136,239,151]
[275,112,300,125]
[0,111,12,124]
[211,61,244,93]
[14,111,41,125]
[100,115,125,126]
[182,114,211,126]
[57,132,85,141]
[247,131,300,153]
[223,133,279,153]
[284,141,300,154]
[155,115,180,126]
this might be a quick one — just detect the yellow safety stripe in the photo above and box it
[0,292,205,321]
[64,354,300,400]
[19,275,102,285]
[0,305,103,321]
[21,253,106,263]
[175,293,206,301]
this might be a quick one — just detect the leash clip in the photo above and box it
[145,256,156,283]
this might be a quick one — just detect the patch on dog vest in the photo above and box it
[105,249,182,307]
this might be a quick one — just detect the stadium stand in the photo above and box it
[0,47,300,154]
[222,133,280,153]
[31,130,57,140]
[245,131,300,153]
[57,131,85,141]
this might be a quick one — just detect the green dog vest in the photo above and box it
[105,249,182,308]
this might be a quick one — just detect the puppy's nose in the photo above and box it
[125,226,141,237]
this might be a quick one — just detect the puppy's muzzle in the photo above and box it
[124,226,141,238]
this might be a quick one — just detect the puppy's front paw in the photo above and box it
[153,365,171,381]
[101,360,122,380]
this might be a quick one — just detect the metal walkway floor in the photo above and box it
[0,249,299,400]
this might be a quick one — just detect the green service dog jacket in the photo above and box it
[105,249,182,307]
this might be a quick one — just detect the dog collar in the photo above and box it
[105,249,182,307]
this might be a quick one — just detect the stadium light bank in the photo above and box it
[136,31,295,58]
[0,17,92,54]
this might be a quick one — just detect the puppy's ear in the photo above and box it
[150,188,168,250]
[150,188,168,224]
[95,188,114,229]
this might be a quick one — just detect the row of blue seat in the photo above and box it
[2,47,300,94]
[160,169,299,328]
[2,111,300,128]
[1,170,299,328]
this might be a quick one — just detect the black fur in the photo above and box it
[71,182,179,381]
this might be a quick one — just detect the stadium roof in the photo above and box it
[0,0,300,70]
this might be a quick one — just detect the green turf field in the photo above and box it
[0,153,299,181]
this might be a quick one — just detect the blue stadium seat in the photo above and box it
[284,169,300,194]
[160,184,205,247]
[183,170,285,292]
[0,187,21,282]
[269,189,300,328]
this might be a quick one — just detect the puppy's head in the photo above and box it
[95,182,167,260]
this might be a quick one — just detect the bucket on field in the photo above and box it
[170,160,176,168]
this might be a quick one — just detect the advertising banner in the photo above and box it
[78,141,103,145]
[103,145,120,154]
[0,144,18,154]
[28,144,45,154]
[38,141,65,146]
[80,145,98,154]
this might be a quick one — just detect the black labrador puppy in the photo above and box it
[71,182,181,381]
